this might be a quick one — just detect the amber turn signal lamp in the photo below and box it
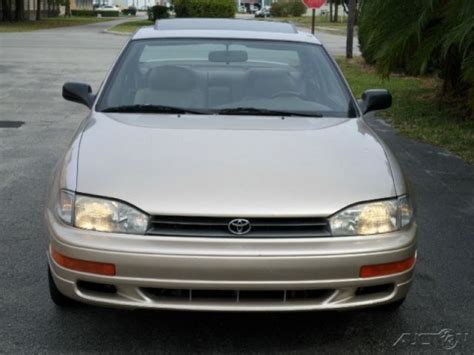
[360,256,415,278]
[51,248,116,276]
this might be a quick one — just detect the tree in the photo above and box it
[329,0,333,22]
[358,0,474,113]
[65,0,71,17]
[340,0,349,14]
[345,0,356,58]
[36,0,41,20]
[1,0,12,21]
[15,0,24,20]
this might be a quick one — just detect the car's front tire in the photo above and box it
[48,268,81,307]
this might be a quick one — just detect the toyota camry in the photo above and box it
[46,19,416,311]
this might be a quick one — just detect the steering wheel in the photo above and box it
[269,91,305,99]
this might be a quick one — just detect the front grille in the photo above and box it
[146,216,330,238]
[141,287,333,303]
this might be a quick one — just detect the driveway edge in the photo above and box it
[102,29,131,36]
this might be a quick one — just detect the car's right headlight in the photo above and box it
[329,196,413,236]
[56,190,149,235]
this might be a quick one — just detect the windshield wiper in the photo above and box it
[216,107,323,117]
[101,104,209,115]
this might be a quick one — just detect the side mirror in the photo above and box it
[62,82,95,108]
[360,89,392,114]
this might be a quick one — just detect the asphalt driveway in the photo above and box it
[0,21,473,353]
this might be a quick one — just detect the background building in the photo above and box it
[93,0,160,8]
[1,0,93,20]
[71,0,93,10]
[236,0,346,18]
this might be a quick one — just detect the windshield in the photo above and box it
[96,38,358,117]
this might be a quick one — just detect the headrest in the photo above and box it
[248,68,292,81]
[148,66,197,91]
[247,69,295,94]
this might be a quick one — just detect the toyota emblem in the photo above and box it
[228,219,251,235]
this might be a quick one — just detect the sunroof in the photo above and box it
[154,19,297,34]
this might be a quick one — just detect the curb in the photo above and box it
[102,29,132,36]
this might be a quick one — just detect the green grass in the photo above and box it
[280,15,347,26]
[269,15,349,34]
[337,57,474,164]
[0,16,114,32]
[108,19,153,33]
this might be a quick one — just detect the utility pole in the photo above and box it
[329,0,333,22]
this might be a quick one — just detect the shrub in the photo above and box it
[71,9,95,17]
[358,0,474,113]
[174,0,235,18]
[147,5,169,20]
[122,6,137,16]
[270,0,306,17]
[270,2,288,17]
[173,0,188,17]
[147,5,169,21]
[288,0,306,16]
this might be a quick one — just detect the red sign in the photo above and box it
[302,0,326,9]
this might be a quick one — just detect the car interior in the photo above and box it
[132,65,307,109]
[100,42,356,117]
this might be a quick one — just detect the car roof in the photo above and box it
[132,19,322,45]
[155,18,297,33]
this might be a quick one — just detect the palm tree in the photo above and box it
[358,0,474,111]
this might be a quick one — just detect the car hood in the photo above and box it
[75,113,396,217]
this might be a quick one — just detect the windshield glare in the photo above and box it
[97,38,357,117]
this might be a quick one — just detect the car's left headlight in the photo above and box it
[56,190,149,234]
[329,196,413,236]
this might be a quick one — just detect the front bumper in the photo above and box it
[46,211,417,311]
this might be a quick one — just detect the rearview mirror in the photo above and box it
[360,89,392,114]
[63,82,95,108]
